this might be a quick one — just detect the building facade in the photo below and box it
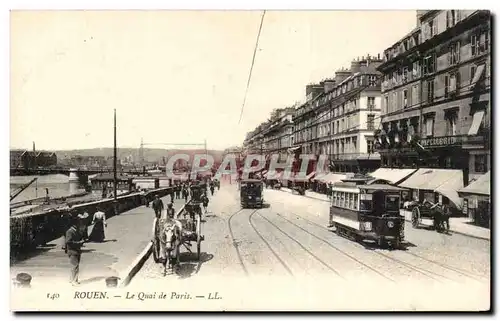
[292,55,383,173]
[261,107,295,162]
[375,10,491,184]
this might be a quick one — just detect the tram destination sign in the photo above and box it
[419,135,485,148]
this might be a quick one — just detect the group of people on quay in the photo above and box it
[62,177,221,285]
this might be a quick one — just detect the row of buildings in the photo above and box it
[10,150,57,169]
[243,10,490,180]
[241,10,490,226]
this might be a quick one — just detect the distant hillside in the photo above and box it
[51,148,225,163]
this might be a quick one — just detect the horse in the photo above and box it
[158,218,183,276]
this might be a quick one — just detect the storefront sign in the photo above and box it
[419,135,484,148]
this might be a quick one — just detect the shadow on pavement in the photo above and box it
[176,252,214,279]
[10,243,58,264]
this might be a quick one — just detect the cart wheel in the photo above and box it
[411,207,420,228]
[196,215,202,261]
[152,238,160,263]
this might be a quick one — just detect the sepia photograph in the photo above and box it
[8,7,492,312]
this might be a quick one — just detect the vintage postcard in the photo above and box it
[9,9,491,311]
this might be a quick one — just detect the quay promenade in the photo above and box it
[10,194,186,288]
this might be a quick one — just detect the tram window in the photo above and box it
[348,193,353,209]
[353,194,358,210]
[340,192,345,207]
[332,192,337,205]
[386,195,400,211]
[360,200,372,211]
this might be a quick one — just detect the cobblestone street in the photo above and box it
[131,183,490,309]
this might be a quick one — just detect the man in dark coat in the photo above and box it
[65,215,85,285]
[152,195,164,219]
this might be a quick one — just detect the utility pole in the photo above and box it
[113,109,117,201]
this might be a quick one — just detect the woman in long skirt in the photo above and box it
[89,209,107,242]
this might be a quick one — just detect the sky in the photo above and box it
[10,10,417,151]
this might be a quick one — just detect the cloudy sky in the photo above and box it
[11,10,416,151]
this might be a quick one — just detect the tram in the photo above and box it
[329,174,405,249]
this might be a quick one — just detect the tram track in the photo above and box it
[248,210,294,277]
[227,208,250,276]
[256,212,344,279]
[274,213,395,283]
[280,211,484,284]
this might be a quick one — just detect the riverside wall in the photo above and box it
[10,187,175,253]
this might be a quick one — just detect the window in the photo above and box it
[384,96,389,114]
[392,92,397,112]
[470,65,477,84]
[427,79,435,102]
[424,116,435,137]
[423,53,436,75]
[353,194,358,210]
[412,61,420,77]
[429,20,436,37]
[474,154,487,173]
[367,114,375,130]
[445,110,458,136]
[403,89,408,108]
[368,97,375,110]
[336,120,340,133]
[444,72,459,98]
[447,10,459,28]
[368,76,377,86]
[353,137,357,151]
[367,140,374,153]
[471,34,478,56]
[412,84,419,106]
[402,66,409,83]
[449,42,460,65]
[341,119,345,132]
[386,195,400,212]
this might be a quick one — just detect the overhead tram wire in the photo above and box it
[238,10,266,125]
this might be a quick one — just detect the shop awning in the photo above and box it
[468,110,485,136]
[369,168,417,185]
[292,171,316,182]
[313,172,329,181]
[458,171,490,197]
[287,146,301,153]
[317,173,346,184]
[398,168,464,209]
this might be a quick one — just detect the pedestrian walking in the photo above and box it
[182,188,189,202]
[201,193,209,214]
[176,185,181,199]
[442,203,451,233]
[210,184,215,196]
[89,207,107,242]
[166,203,175,219]
[152,195,164,219]
[170,192,175,204]
[65,214,86,285]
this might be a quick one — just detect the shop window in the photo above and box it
[403,89,408,108]
[474,154,487,173]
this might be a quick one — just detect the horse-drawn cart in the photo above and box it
[151,203,205,275]
[409,201,448,232]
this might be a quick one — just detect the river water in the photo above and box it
[10,174,85,203]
